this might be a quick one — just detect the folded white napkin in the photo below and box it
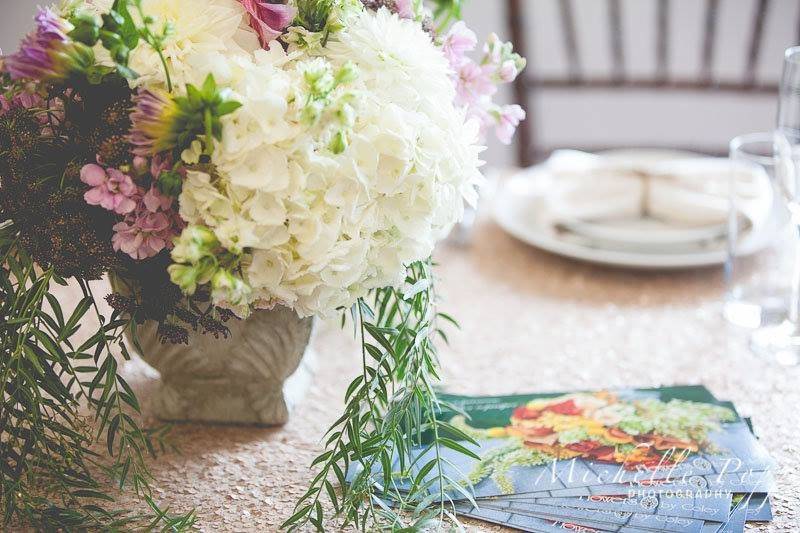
[545,150,770,229]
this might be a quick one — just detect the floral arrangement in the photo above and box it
[452,393,736,494]
[0,0,525,530]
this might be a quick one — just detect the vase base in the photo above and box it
[149,348,317,427]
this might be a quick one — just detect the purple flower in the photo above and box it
[4,8,93,82]
[81,164,139,215]
[129,88,180,156]
[238,0,296,48]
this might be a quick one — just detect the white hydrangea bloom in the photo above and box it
[155,6,484,316]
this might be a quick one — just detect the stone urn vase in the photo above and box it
[119,292,315,426]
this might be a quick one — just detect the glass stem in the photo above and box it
[791,224,800,327]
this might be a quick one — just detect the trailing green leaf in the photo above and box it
[282,259,471,531]
[0,237,194,531]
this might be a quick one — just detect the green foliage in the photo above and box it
[295,0,337,33]
[282,259,476,531]
[173,74,242,156]
[156,168,183,197]
[69,0,174,89]
[429,0,466,31]
[0,223,194,531]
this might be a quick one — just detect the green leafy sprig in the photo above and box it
[0,228,194,531]
[283,259,477,531]
[429,0,466,31]
[68,0,174,90]
[175,74,242,157]
[295,0,337,33]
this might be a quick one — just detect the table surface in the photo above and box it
[52,217,800,532]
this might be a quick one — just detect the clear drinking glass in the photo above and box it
[724,133,791,329]
[747,46,800,366]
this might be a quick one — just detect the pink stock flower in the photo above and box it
[131,153,172,180]
[238,0,296,48]
[81,164,138,214]
[441,21,527,145]
[112,185,181,260]
[143,184,173,212]
[498,60,519,83]
[0,90,44,115]
[0,89,53,131]
[495,104,526,145]
[150,153,173,179]
[442,21,477,67]
[454,61,496,108]
[112,212,173,260]
[81,159,183,260]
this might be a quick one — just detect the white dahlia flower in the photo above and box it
[148,6,484,316]
[84,0,260,88]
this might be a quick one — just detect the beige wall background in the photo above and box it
[1,0,796,167]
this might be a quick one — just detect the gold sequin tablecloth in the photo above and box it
[53,219,800,532]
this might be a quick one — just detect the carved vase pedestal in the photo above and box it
[126,306,315,426]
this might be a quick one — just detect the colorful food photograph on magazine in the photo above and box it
[414,387,774,499]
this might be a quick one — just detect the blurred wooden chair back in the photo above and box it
[508,0,791,166]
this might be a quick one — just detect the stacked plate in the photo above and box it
[492,150,778,269]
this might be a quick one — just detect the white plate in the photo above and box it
[492,150,778,269]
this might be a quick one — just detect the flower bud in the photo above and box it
[329,130,348,154]
[5,8,95,83]
[168,263,200,295]
[132,156,149,175]
[334,62,358,86]
[129,88,181,156]
[335,101,355,127]
[301,99,325,125]
[211,269,251,306]
[498,60,518,83]
[157,169,183,197]
[303,61,334,95]
[181,139,204,164]
[68,12,100,46]
[171,225,218,264]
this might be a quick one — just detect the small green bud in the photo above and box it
[194,258,218,285]
[303,62,333,94]
[335,102,355,127]
[171,225,218,264]
[187,225,217,245]
[68,13,101,46]
[329,130,348,154]
[211,269,251,306]
[301,100,325,125]
[157,169,183,197]
[334,62,358,86]
[168,264,199,295]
